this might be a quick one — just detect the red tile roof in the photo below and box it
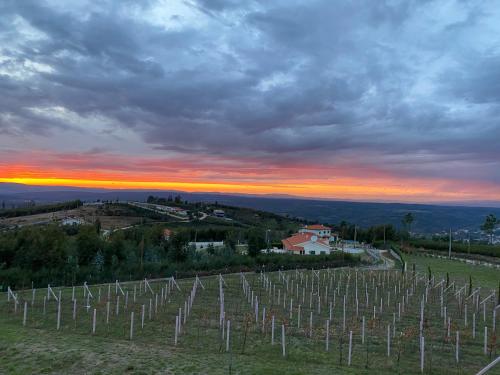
[282,232,329,251]
[304,224,331,230]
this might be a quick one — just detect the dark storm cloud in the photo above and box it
[1,0,500,183]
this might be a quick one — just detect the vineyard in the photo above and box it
[1,268,499,374]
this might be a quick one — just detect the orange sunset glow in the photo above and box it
[1,0,499,207]
[2,159,500,204]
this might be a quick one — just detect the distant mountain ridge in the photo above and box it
[1,182,499,233]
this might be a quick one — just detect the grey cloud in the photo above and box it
[0,0,500,184]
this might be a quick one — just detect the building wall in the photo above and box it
[189,241,224,250]
[299,228,331,237]
[302,241,331,255]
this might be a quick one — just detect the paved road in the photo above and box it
[364,248,395,270]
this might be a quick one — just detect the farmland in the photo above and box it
[405,253,500,290]
[0,204,146,231]
[1,265,498,374]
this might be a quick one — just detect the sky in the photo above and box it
[1,0,500,205]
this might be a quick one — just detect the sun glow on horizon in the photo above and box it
[2,175,500,204]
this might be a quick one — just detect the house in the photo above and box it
[299,224,339,243]
[61,217,84,226]
[213,209,225,218]
[155,205,188,217]
[282,232,331,255]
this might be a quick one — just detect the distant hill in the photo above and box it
[1,182,500,233]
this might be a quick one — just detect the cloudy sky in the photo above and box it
[1,0,500,204]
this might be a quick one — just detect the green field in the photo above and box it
[1,264,498,374]
[405,253,500,290]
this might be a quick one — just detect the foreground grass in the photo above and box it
[0,268,497,374]
[405,253,500,290]
[0,317,374,375]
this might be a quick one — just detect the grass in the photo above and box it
[408,239,500,258]
[0,267,498,374]
[405,253,500,290]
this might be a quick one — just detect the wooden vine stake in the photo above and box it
[130,312,134,340]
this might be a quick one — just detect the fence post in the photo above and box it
[226,320,230,352]
[23,302,27,326]
[348,331,353,366]
[92,308,96,334]
[282,324,286,357]
[130,311,134,340]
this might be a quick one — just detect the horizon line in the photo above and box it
[2,179,500,209]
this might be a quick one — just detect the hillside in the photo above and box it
[1,183,500,233]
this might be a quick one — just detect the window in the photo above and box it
[310,251,315,255]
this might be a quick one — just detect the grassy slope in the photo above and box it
[405,253,500,290]
[0,323,375,375]
[0,264,498,375]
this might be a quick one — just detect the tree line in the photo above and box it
[0,200,83,218]
[0,223,358,289]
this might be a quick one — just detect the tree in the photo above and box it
[76,225,102,266]
[139,235,145,271]
[481,214,497,244]
[402,213,414,235]
[169,231,189,262]
[207,243,215,255]
[94,218,101,234]
[224,230,237,251]
[247,228,266,257]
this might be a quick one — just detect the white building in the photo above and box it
[299,224,338,243]
[281,232,331,255]
[61,217,84,226]
[189,241,224,250]
[261,247,287,254]
[213,209,225,218]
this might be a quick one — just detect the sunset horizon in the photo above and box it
[3,175,500,206]
[1,0,500,206]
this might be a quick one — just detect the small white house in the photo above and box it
[299,224,331,237]
[213,209,225,218]
[299,224,339,243]
[282,232,331,255]
[61,217,84,226]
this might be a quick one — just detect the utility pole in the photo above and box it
[448,228,452,259]
[266,229,271,253]
[468,232,471,255]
